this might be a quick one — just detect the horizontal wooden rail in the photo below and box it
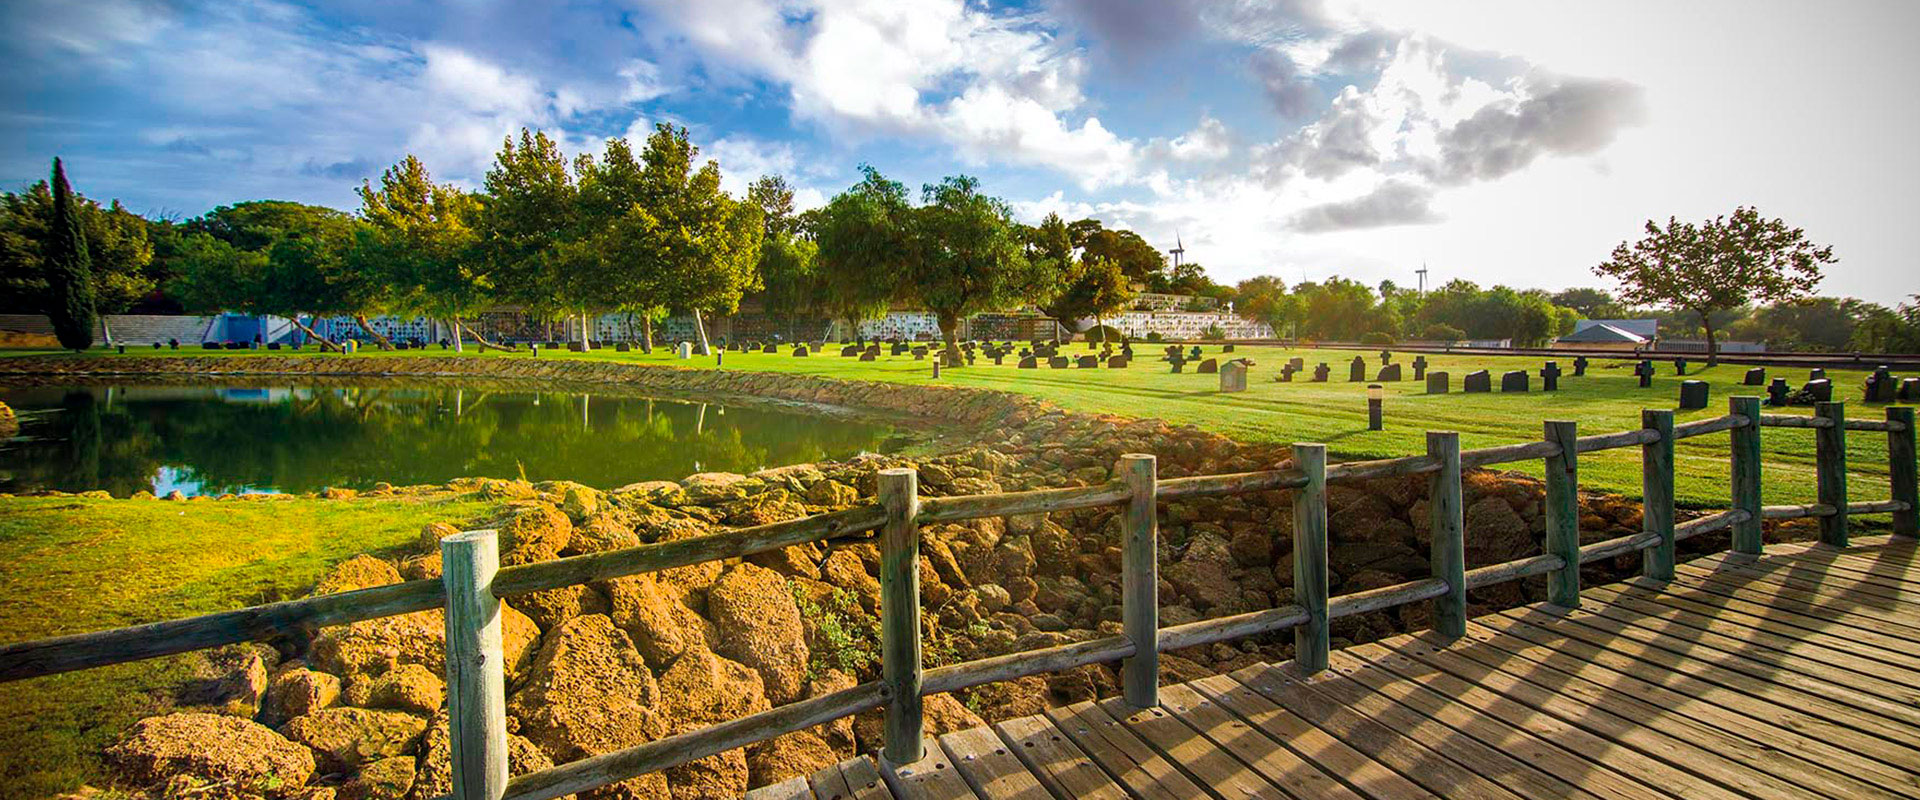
[1576,428,1662,453]
[916,482,1128,523]
[1577,530,1664,563]
[1326,455,1441,482]
[1761,502,1835,519]
[923,635,1134,696]
[1157,468,1308,499]
[1673,413,1748,439]
[1758,414,1834,429]
[1461,439,1562,468]
[1845,418,1908,433]
[1850,499,1911,514]
[1673,509,1751,542]
[1463,553,1565,590]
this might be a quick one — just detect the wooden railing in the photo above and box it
[0,400,1914,800]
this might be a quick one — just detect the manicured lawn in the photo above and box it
[17,344,1907,508]
[0,493,493,798]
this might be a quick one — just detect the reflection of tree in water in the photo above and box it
[0,384,904,495]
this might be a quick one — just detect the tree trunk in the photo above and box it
[641,315,653,353]
[1097,315,1106,345]
[1701,310,1720,366]
[290,317,341,352]
[578,312,593,351]
[354,315,394,350]
[939,312,962,366]
[692,309,711,355]
[458,325,514,352]
[450,319,464,353]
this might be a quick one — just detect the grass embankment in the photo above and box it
[0,493,492,798]
[16,344,1907,507]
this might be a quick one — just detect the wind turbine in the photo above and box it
[1168,234,1185,269]
[1416,263,1429,295]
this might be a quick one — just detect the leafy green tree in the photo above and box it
[1235,275,1301,338]
[1076,223,1164,288]
[1850,296,1920,354]
[167,200,357,349]
[572,136,665,350]
[1550,287,1624,319]
[910,175,1051,364]
[353,155,493,351]
[478,129,591,346]
[1595,206,1833,364]
[813,166,912,341]
[44,158,96,350]
[627,124,763,355]
[1,179,154,316]
[1044,256,1132,344]
[750,175,819,341]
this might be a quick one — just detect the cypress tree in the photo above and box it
[45,157,97,351]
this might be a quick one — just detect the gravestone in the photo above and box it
[1049,356,1069,368]
[169,339,179,349]
[991,354,1005,366]
[1198,358,1220,374]
[793,345,810,357]
[1376,363,1402,382]
[1678,380,1710,410]
[1412,356,1428,380]
[892,342,908,355]
[1222,344,1236,353]
[1744,367,1766,386]
[675,342,692,359]
[1108,356,1129,368]
[1426,371,1450,394]
[842,345,860,356]
[1900,377,1920,402]
[860,350,877,362]
[1278,365,1296,382]
[1463,370,1492,393]
[266,342,280,351]
[1220,361,1249,392]
[1018,356,1037,368]
[1767,378,1791,406]
[1170,359,1185,373]
[1540,361,1562,392]
[1288,357,1304,370]
[1809,368,1826,381]
[1312,363,1330,382]
[1674,358,1688,375]
[1077,355,1099,368]
[763,343,779,354]
[1865,370,1897,402]
[1348,356,1368,382]
[1379,350,1392,364]
[1804,378,1833,402]
[1189,346,1203,360]
[1635,360,1655,388]
[613,341,630,352]
[912,347,928,360]
[1500,371,1529,393]
[1572,356,1589,377]
[1164,345,1182,359]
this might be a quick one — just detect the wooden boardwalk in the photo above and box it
[749,535,1920,800]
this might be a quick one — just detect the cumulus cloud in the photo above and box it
[1251,49,1320,118]
[1289,179,1441,232]
[1428,74,1647,184]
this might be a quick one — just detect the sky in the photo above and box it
[2,0,1916,304]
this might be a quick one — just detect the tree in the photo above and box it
[353,155,494,351]
[1235,275,1301,338]
[908,176,1052,364]
[44,158,97,351]
[813,166,911,341]
[1,180,154,315]
[1550,287,1621,319]
[167,200,357,350]
[1074,221,1164,288]
[1045,256,1132,344]
[750,174,818,341]
[1850,296,1920,354]
[477,129,589,346]
[1595,206,1833,365]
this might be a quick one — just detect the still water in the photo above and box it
[0,382,911,497]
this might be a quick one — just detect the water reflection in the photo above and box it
[0,382,909,496]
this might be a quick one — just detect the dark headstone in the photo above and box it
[1189,346,1202,360]
[1572,356,1589,377]
[1673,358,1688,375]
[1864,371,1897,403]
[1635,360,1655,388]
[1348,356,1367,382]
[1277,365,1295,382]
[616,341,631,352]
[1312,363,1330,382]
[1077,355,1099,368]
[266,342,280,351]
[1412,356,1428,380]
[1808,368,1826,381]
[892,342,908,355]
[841,345,859,356]
[912,347,928,360]
[1049,356,1069,369]
[860,351,877,362]
[1377,363,1402,382]
[1744,367,1766,386]
[793,345,810,357]
[1198,358,1219,374]
[1108,356,1129,368]
[1678,380,1709,410]
[1170,359,1185,373]
[1463,370,1492,393]
[1540,361,1562,392]
[992,354,1005,366]
[1379,350,1392,364]
[1900,377,1920,402]
[1500,370,1529,392]
[1222,344,1235,353]
[1018,356,1037,369]
[568,342,584,352]
[169,339,179,349]
[1426,371,1450,394]
[1805,378,1833,402]
[1767,378,1791,406]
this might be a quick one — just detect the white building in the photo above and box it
[1110,311,1273,340]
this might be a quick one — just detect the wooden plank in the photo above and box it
[1891,406,1918,537]
[1469,614,1920,796]
[1656,567,1920,646]
[1090,694,1288,799]
[1326,648,1677,800]
[1348,641,1711,800]
[1730,396,1763,554]
[1152,682,1370,800]
[1753,546,1920,590]
[879,468,924,765]
[810,757,857,800]
[1299,652,1605,800]
[1119,453,1159,706]
[882,738,979,800]
[1292,443,1330,673]
[1185,673,1437,800]
[1688,549,1920,597]
[1597,580,1920,675]
[1816,401,1849,546]
[1400,625,1867,800]
[936,726,1052,800]
[442,530,509,800]
[992,714,1127,800]
[1641,409,1676,581]
[1043,700,1208,800]
[1670,563,1920,638]
[840,755,896,800]
[1230,663,1529,800]
[1543,420,1581,606]
[744,776,815,800]
[1679,553,1920,608]
[1426,432,1466,638]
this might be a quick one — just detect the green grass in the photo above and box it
[18,344,1907,507]
[0,493,493,798]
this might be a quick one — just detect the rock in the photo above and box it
[176,644,270,718]
[509,583,611,632]
[805,670,859,754]
[961,675,1049,721]
[412,709,555,800]
[680,472,751,504]
[569,513,642,554]
[854,693,983,752]
[310,603,538,692]
[262,668,342,727]
[310,555,402,596]
[746,730,839,788]
[338,757,413,800]
[107,712,315,792]
[279,707,428,773]
[973,584,1011,613]
[707,563,810,705]
[722,488,808,526]
[657,646,771,729]
[478,479,539,501]
[1227,527,1272,566]
[993,536,1037,578]
[664,747,748,800]
[820,549,880,611]
[1164,532,1243,613]
[507,615,669,767]
[605,573,715,670]
[1463,496,1536,566]
[496,505,574,565]
[1046,664,1118,705]
[1330,494,1413,545]
[398,553,441,581]
[561,486,602,520]
[804,479,859,506]
[322,487,359,500]
[416,522,461,553]
[752,464,826,492]
[362,664,444,715]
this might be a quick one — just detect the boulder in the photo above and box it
[569,512,642,554]
[310,603,538,692]
[561,486,603,520]
[605,573,716,670]
[960,675,1050,721]
[664,747,748,800]
[680,472,752,504]
[416,522,462,554]
[1463,496,1536,566]
[706,563,810,705]
[507,615,669,768]
[805,670,859,754]
[804,479,860,506]
[338,756,414,800]
[746,730,839,788]
[1164,532,1242,613]
[853,694,983,753]
[496,505,574,565]
[722,489,809,527]
[175,644,270,718]
[107,712,316,792]
[279,707,428,773]
[398,553,441,581]
[656,646,772,729]
[412,709,556,800]
[362,664,444,715]
[310,555,402,596]
[262,668,342,727]
[509,583,611,632]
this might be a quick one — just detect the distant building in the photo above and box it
[1573,319,1659,339]
[1556,322,1649,351]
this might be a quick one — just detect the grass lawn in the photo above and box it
[15,344,1908,508]
[0,493,493,798]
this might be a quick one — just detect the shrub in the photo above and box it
[1144,331,1163,342]
[1083,324,1123,343]
[1421,323,1466,342]
[1359,331,1396,345]
[1201,324,1226,341]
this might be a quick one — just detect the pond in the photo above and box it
[0,381,914,496]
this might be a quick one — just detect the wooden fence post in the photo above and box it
[1544,421,1580,608]
[1815,401,1848,547]
[1730,396,1764,554]
[442,530,508,800]
[1892,407,1918,538]
[1641,410,1676,582]
[1119,454,1159,708]
[1426,432,1466,639]
[878,468,924,765]
[1291,443,1329,674]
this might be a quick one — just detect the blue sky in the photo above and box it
[3,0,1917,304]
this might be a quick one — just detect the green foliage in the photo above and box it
[1200,324,1226,341]
[166,200,357,341]
[1359,330,1395,345]
[1420,323,1465,341]
[1850,296,1920,354]
[1144,330,1163,342]
[44,159,97,350]
[1551,287,1625,319]
[477,129,584,318]
[352,155,486,326]
[909,175,1050,361]
[790,583,878,681]
[1043,255,1132,337]
[0,177,154,315]
[1071,220,1164,286]
[810,166,909,333]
